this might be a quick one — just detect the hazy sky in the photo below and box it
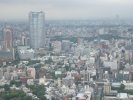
[0,0,133,21]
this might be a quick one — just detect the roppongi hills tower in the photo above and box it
[29,11,45,49]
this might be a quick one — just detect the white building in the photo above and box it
[51,41,62,53]
[18,49,34,60]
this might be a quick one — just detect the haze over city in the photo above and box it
[0,0,133,21]
[0,0,133,100]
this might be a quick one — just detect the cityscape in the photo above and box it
[0,0,133,100]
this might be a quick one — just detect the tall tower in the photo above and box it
[29,11,45,49]
[3,27,13,50]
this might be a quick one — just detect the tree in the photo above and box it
[10,80,22,87]
[45,58,53,64]
[0,89,32,100]
[111,84,125,92]
[65,65,70,71]
[4,84,10,91]
[27,84,46,100]
[23,96,32,100]
[120,84,125,91]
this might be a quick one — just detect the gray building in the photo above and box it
[62,40,72,52]
[0,50,14,63]
[18,49,34,60]
[29,11,45,49]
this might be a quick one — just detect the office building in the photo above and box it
[29,11,45,49]
[3,27,13,50]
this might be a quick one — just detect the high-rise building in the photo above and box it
[3,27,13,50]
[29,11,45,49]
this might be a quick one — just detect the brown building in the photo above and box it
[3,27,13,50]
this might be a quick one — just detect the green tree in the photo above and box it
[10,80,22,87]
[27,84,46,100]
[45,58,53,64]
[4,84,10,91]
[65,65,70,71]
[23,96,32,100]
[120,84,125,90]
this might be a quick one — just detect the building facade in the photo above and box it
[29,11,45,49]
[3,27,13,50]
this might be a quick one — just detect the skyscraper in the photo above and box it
[29,11,45,49]
[3,27,13,50]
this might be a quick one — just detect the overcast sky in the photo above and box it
[0,0,133,21]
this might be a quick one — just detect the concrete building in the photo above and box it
[104,82,111,95]
[124,82,133,90]
[27,68,36,79]
[18,49,34,60]
[0,69,3,79]
[51,41,62,53]
[0,50,14,63]
[62,40,72,52]
[3,27,13,51]
[39,76,46,85]
[29,11,45,49]
[116,93,129,100]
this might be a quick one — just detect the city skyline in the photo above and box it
[0,0,133,21]
[0,1,133,99]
